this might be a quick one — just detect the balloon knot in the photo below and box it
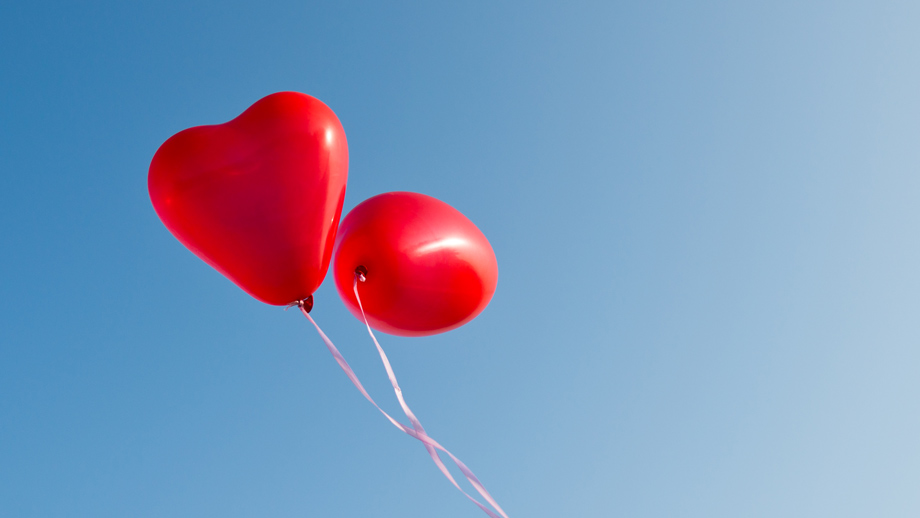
[285,294,314,313]
[355,265,368,282]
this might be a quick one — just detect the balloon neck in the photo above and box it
[355,265,368,283]
[287,294,314,313]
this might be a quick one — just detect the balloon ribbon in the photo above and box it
[297,278,509,518]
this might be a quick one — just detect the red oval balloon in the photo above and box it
[333,192,498,336]
[148,92,348,305]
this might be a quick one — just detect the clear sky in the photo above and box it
[2,1,919,517]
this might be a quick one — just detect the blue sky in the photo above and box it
[2,1,919,516]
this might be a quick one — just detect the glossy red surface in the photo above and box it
[148,92,348,305]
[333,192,498,336]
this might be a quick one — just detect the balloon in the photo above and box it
[333,192,498,336]
[148,92,348,305]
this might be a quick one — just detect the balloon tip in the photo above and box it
[286,294,314,313]
[355,265,367,282]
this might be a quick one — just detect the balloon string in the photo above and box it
[351,277,510,518]
[298,292,509,518]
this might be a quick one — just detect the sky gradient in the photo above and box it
[2,1,920,517]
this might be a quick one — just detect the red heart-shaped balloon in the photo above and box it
[148,92,348,305]
[333,192,498,336]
